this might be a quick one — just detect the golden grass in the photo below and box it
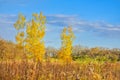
[0,60,120,80]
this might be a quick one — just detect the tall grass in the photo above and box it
[0,60,120,80]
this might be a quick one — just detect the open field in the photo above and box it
[0,60,120,80]
[0,38,120,80]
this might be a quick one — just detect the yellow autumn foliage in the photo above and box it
[58,27,75,63]
[25,12,46,61]
[14,12,46,62]
[14,14,26,49]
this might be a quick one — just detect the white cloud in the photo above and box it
[46,14,120,32]
[0,14,17,24]
[72,27,85,32]
[0,13,120,37]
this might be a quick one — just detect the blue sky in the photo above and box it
[0,0,120,48]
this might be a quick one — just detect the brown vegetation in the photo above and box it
[0,38,120,80]
[0,60,120,80]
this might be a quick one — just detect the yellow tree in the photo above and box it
[25,12,46,61]
[14,14,26,49]
[58,27,75,63]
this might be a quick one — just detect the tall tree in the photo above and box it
[14,12,46,61]
[58,27,75,63]
[25,12,46,61]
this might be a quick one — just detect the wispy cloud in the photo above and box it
[46,14,120,32]
[47,14,78,26]
[0,13,120,39]
[0,14,17,37]
[46,14,120,39]
[47,14,120,34]
[0,14,17,24]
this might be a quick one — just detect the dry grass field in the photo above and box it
[0,60,120,80]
